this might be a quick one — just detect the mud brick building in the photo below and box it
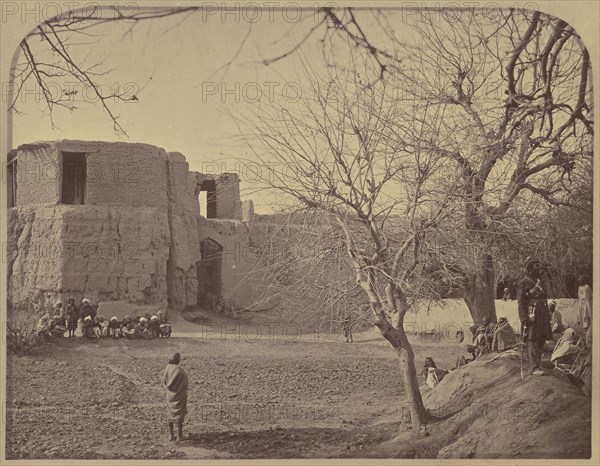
[6,140,259,314]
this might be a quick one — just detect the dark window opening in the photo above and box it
[7,160,17,207]
[62,152,86,205]
[198,180,217,218]
[196,238,223,309]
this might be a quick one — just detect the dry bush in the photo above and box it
[7,301,45,356]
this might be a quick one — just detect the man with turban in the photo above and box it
[163,352,189,443]
[517,257,553,376]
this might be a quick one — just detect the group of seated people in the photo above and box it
[421,318,518,389]
[423,300,592,391]
[456,316,518,360]
[461,301,580,361]
[550,326,592,395]
[35,297,172,340]
[80,313,173,340]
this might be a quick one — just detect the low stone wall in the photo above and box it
[404,298,581,340]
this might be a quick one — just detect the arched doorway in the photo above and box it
[197,238,222,309]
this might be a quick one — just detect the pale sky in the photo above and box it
[9,8,345,212]
[5,3,598,213]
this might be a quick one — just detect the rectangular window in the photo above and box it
[61,152,86,205]
[199,180,217,218]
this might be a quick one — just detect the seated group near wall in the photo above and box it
[35,298,172,341]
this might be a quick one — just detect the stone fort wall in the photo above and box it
[7,140,260,313]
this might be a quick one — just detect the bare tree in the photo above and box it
[490,156,593,297]
[8,6,197,137]
[234,56,463,431]
[291,7,593,322]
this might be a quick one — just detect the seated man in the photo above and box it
[121,316,137,339]
[96,315,109,338]
[52,301,63,317]
[474,317,496,357]
[148,316,160,339]
[79,298,93,336]
[48,319,66,338]
[570,339,592,396]
[460,325,479,361]
[92,316,102,338]
[108,316,122,339]
[51,307,67,336]
[137,317,152,339]
[551,328,581,366]
[157,311,172,338]
[82,315,96,339]
[421,357,448,389]
[492,317,516,352]
[89,304,99,321]
[548,300,564,333]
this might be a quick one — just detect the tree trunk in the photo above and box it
[341,214,426,432]
[462,180,498,324]
[396,332,425,430]
[464,252,497,324]
[374,311,425,431]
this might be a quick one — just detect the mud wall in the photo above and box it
[58,140,169,208]
[11,140,169,209]
[10,143,60,205]
[197,218,270,310]
[165,152,202,310]
[214,173,242,219]
[7,205,170,307]
[7,140,257,313]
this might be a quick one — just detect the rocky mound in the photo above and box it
[378,352,591,459]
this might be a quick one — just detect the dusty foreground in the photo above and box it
[5,326,592,460]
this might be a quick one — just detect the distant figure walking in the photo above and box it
[577,276,592,329]
[163,352,189,444]
[342,315,353,343]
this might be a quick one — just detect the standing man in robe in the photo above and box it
[577,275,592,329]
[342,314,353,343]
[517,257,553,376]
[163,352,189,444]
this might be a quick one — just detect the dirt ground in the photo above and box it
[4,318,592,460]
